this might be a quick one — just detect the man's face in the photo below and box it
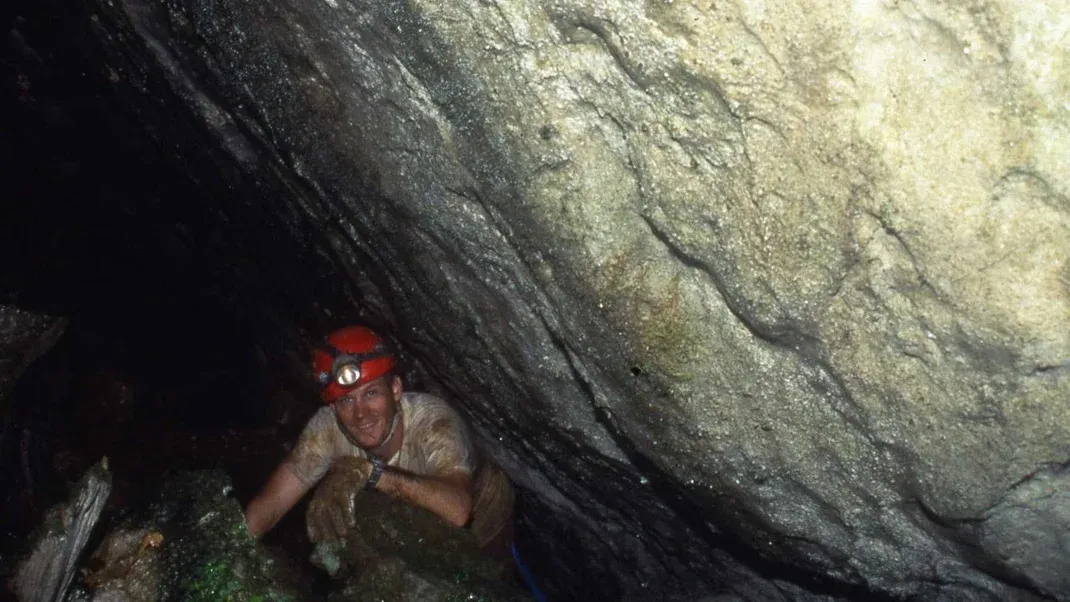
[332,375,402,450]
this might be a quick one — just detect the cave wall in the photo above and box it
[0,307,66,405]
[5,0,1069,600]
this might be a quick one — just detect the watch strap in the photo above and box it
[365,456,385,490]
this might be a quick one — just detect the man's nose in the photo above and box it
[350,400,366,420]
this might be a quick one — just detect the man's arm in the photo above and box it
[376,468,473,527]
[244,463,314,539]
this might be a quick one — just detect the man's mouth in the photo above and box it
[357,420,379,435]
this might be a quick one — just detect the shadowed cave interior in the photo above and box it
[0,2,619,600]
[4,0,1070,601]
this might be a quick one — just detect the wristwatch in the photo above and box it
[365,455,385,490]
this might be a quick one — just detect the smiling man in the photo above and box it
[243,326,514,557]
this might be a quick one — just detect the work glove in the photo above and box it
[306,456,373,543]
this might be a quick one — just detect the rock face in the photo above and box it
[12,459,110,602]
[312,490,529,602]
[7,0,1070,600]
[73,470,307,602]
[0,304,68,548]
[0,305,66,405]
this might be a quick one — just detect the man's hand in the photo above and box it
[245,463,313,539]
[306,456,373,543]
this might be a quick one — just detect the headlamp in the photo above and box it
[317,343,390,390]
[335,363,361,387]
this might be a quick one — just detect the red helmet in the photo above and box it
[313,326,397,403]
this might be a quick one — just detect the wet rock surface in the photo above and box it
[0,305,69,565]
[70,470,306,602]
[29,468,524,602]
[313,490,529,602]
[0,305,66,404]
[3,0,1069,600]
[11,459,110,602]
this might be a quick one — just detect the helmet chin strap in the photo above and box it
[334,406,402,459]
[379,410,402,450]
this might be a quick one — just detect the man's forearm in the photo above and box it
[245,495,285,539]
[244,462,313,539]
[376,469,472,527]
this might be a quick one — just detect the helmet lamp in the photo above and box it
[335,363,362,387]
[318,344,390,393]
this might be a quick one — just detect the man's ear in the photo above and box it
[391,374,403,399]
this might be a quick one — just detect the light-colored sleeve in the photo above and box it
[414,398,477,477]
[284,407,339,485]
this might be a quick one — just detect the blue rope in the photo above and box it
[511,542,548,602]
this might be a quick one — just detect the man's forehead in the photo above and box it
[339,374,395,399]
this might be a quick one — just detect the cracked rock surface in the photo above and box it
[5,0,1070,600]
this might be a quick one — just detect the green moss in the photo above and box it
[149,471,303,602]
[599,252,704,382]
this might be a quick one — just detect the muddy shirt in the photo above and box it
[285,392,476,485]
[285,391,513,546]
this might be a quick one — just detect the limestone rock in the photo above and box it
[41,0,1070,599]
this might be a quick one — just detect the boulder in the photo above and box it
[72,470,306,602]
[312,490,529,602]
[12,0,1070,599]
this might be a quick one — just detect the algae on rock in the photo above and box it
[73,470,306,602]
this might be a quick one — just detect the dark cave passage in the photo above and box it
[1,4,555,599]
[0,315,343,598]
[2,2,356,593]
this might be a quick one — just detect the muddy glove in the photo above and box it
[306,456,374,543]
